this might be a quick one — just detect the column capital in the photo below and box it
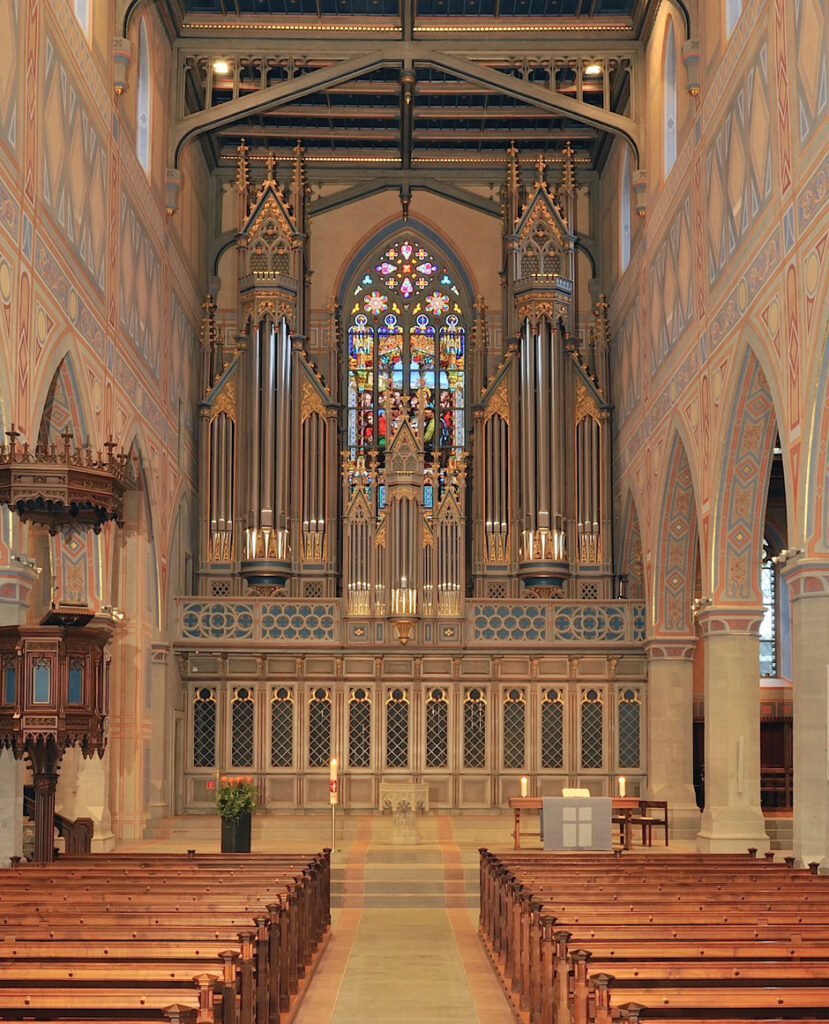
[645,637,696,660]
[779,558,829,601]
[694,605,763,637]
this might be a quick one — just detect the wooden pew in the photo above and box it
[478,850,829,1024]
[0,850,331,1024]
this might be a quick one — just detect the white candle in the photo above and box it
[618,775,626,798]
[520,776,528,798]
[330,758,339,806]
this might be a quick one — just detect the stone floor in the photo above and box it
[114,809,790,1022]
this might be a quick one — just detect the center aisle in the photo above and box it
[293,814,514,1024]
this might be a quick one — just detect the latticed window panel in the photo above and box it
[349,689,372,768]
[541,690,564,769]
[425,688,448,768]
[580,689,604,769]
[231,687,255,767]
[308,688,332,768]
[502,689,525,769]
[386,689,409,768]
[464,688,487,769]
[192,687,216,768]
[270,687,294,768]
[618,689,641,769]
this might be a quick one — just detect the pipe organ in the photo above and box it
[182,143,639,811]
[195,141,613,603]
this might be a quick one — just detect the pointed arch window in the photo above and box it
[664,20,677,176]
[346,239,467,487]
[725,0,742,36]
[759,538,777,677]
[136,19,151,174]
[73,0,91,38]
[620,146,631,271]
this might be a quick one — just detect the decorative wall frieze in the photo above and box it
[779,560,829,601]
[694,606,764,636]
[644,638,696,660]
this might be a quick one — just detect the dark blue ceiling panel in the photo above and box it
[183,0,633,14]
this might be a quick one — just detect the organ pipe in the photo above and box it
[244,314,292,563]
[207,412,234,562]
[484,414,509,562]
[302,412,327,561]
[576,415,601,563]
[520,318,566,565]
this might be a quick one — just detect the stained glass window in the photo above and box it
[347,238,466,491]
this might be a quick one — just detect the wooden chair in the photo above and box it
[629,800,669,846]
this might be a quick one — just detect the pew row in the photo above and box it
[0,851,331,1024]
[478,849,829,1023]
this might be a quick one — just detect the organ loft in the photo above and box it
[188,137,633,816]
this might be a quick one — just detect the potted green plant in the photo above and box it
[216,776,257,853]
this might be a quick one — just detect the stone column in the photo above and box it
[147,641,171,829]
[75,753,115,852]
[696,607,769,853]
[645,639,701,838]
[0,747,23,867]
[783,560,829,869]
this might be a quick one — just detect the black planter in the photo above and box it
[221,813,252,853]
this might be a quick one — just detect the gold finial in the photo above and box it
[534,152,547,186]
[560,140,576,194]
[264,151,276,183]
[235,138,250,195]
[506,140,521,193]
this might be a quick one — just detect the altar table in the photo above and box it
[507,795,642,850]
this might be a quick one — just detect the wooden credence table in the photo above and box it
[507,796,643,850]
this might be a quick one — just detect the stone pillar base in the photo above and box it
[91,831,116,852]
[666,804,703,841]
[697,805,769,854]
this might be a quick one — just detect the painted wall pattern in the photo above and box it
[609,0,829,633]
[649,196,694,373]
[119,193,161,380]
[0,0,19,156]
[655,435,697,634]
[705,42,774,288]
[793,0,828,147]
[0,5,206,841]
[41,33,107,296]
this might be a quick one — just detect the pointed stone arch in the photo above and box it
[652,430,700,635]
[123,435,160,631]
[617,488,645,601]
[35,351,90,447]
[711,346,780,604]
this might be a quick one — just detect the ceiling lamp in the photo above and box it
[213,60,230,75]
[0,427,133,534]
[584,64,603,76]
